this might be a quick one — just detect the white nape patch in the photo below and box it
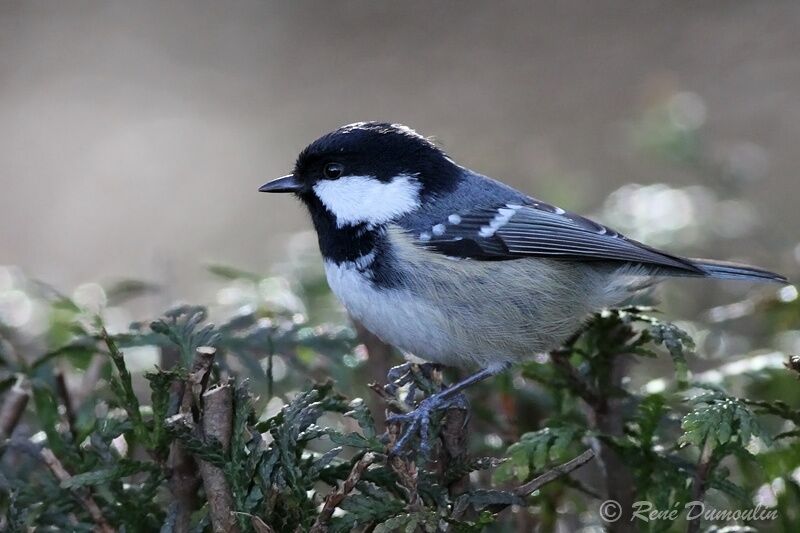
[313,174,421,227]
[431,224,446,236]
[478,204,522,238]
[448,214,462,225]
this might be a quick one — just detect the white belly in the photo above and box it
[323,260,461,365]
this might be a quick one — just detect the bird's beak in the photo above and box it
[259,174,302,193]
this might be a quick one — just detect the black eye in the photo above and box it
[323,162,344,179]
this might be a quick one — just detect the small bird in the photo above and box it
[260,122,787,454]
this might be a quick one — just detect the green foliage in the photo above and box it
[494,425,583,483]
[0,268,797,532]
[680,389,771,450]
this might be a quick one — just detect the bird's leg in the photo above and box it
[387,363,511,457]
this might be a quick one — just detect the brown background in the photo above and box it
[2,1,798,309]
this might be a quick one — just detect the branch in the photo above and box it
[551,323,637,533]
[40,447,114,533]
[353,320,396,429]
[182,346,216,414]
[198,382,239,533]
[0,378,29,440]
[687,440,714,533]
[550,349,600,406]
[166,346,217,532]
[513,448,595,497]
[309,452,376,533]
[72,354,106,408]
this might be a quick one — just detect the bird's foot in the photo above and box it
[386,390,469,458]
[384,362,442,399]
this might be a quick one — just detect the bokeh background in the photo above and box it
[1,0,798,325]
[2,4,800,530]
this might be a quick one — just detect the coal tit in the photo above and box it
[260,122,787,454]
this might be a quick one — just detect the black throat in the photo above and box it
[300,192,380,264]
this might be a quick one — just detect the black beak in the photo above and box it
[259,174,302,193]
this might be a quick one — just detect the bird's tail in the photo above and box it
[688,258,788,284]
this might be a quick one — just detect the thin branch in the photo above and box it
[513,448,595,497]
[182,346,216,414]
[249,515,276,533]
[488,449,596,516]
[353,320,397,430]
[72,354,107,408]
[309,452,376,533]
[40,447,115,533]
[687,440,714,533]
[0,378,29,440]
[549,349,600,406]
[552,323,638,533]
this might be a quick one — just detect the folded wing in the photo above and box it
[410,199,705,274]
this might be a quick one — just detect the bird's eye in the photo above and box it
[323,162,344,180]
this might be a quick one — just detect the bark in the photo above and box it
[198,383,239,533]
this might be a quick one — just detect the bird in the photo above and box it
[260,121,787,455]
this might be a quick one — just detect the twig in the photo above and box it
[687,440,714,533]
[431,366,471,500]
[40,447,115,533]
[249,515,276,533]
[72,354,107,408]
[309,452,376,533]
[0,378,29,440]
[589,356,638,533]
[552,324,638,533]
[380,374,422,511]
[198,382,239,533]
[354,320,396,429]
[513,448,595,497]
[182,346,217,414]
[550,349,600,406]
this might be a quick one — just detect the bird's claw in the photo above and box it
[386,391,469,458]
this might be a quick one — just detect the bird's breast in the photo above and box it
[323,255,458,364]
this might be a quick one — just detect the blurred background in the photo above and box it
[2,3,800,530]
[1,0,799,328]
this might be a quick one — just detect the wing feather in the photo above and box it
[409,200,702,273]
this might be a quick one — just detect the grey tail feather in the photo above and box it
[689,258,788,284]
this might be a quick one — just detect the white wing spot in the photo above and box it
[479,204,522,237]
[419,232,432,242]
[448,214,462,225]
[432,223,446,236]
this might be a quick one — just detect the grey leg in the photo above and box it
[387,363,511,457]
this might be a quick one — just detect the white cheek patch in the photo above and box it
[313,174,421,227]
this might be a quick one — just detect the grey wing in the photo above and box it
[408,199,704,274]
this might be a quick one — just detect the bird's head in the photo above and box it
[260,122,460,228]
